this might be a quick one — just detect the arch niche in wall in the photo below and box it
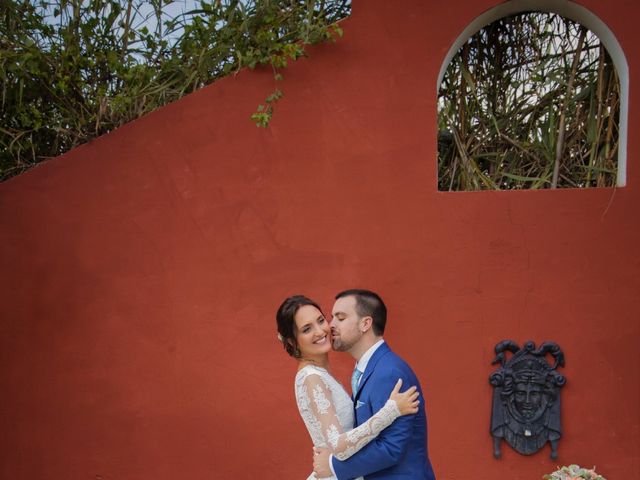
[437,0,629,190]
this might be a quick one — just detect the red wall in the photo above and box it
[1,1,638,479]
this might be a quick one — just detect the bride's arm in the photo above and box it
[301,374,417,461]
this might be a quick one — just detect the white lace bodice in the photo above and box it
[295,365,400,479]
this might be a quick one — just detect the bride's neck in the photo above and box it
[298,354,329,371]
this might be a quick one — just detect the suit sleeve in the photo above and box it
[332,366,416,479]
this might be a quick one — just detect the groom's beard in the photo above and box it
[332,335,356,352]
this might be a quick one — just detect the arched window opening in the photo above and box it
[438,11,620,191]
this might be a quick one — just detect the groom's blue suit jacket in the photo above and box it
[332,342,436,480]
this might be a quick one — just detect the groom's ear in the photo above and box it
[360,316,373,333]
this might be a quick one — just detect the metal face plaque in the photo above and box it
[489,340,566,459]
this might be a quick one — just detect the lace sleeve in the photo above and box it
[301,373,401,461]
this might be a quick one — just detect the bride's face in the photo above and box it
[294,305,332,358]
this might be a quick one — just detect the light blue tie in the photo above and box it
[351,368,363,396]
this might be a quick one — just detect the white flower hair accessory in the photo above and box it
[277,333,284,342]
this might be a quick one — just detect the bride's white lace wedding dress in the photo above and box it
[295,365,400,480]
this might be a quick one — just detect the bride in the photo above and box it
[276,295,420,479]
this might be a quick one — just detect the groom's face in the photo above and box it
[330,295,362,352]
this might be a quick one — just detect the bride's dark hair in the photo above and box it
[276,295,323,358]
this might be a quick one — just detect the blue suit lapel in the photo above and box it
[353,342,391,403]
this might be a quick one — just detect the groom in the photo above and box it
[313,289,436,479]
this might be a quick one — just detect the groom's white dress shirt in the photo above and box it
[354,339,385,390]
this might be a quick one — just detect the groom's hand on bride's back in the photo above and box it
[313,447,331,478]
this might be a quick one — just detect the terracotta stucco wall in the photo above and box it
[1,0,638,478]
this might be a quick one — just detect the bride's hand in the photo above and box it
[389,378,420,415]
[313,447,331,477]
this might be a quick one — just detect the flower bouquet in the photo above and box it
[544,465,606,480]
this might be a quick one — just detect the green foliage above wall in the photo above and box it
[0,0,349,181]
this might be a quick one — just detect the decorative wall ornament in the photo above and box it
[489,340,566,459]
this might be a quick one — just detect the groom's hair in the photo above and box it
[335,289,387,336]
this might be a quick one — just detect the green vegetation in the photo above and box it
[4,6,618,188]
[438,12,620,190]
[0,0,349,181]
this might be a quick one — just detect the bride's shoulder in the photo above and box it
[294,365,336,400]
[295,364,329,382]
